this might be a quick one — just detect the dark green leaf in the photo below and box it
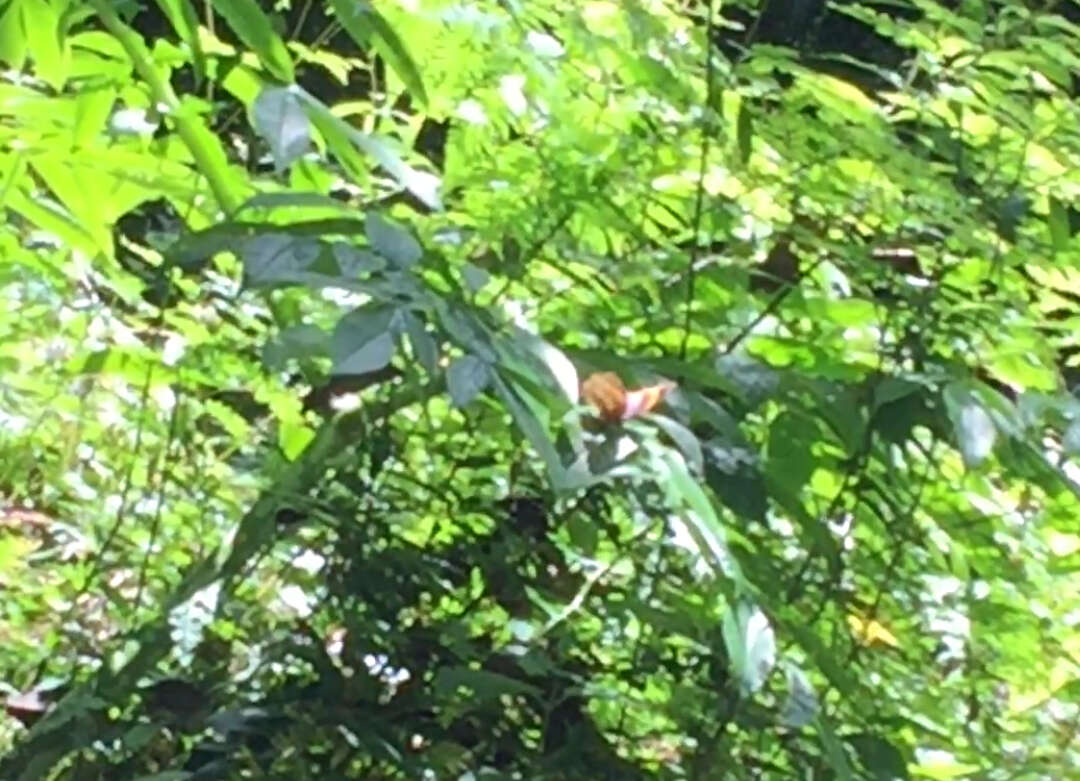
[736,101,752,164]
[210,0,293,83]
[263,324,328,370]
[252,87,311,172]
[433,667,540,700]
[848,734,909,781]
[329,0,428,106]
[366,212,421,268]
[1048,196,1071,253]
[153,0,205,85]
[649,414,703,474]
[447,354,491,407]
[404,311,438,373]
[331,304,398,375]
[241,233,322,287]
[943,382,996,468]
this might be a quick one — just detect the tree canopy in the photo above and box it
[1,0,1080,778]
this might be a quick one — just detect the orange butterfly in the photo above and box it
[581,371,675,422]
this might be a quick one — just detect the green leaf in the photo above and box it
[331,304,399,375]
[240,233,322,287]
[1048,196,1071,253]
[649,414,703,474]
[279,421,316,461]
[492,373,571,491]
[252,87,311,172]
[447,355,491,407]
[0,0,26,70]
[210,0,293,83]
[817,715,854,780]
[262,324,329,370]
[299,90,442,210]
[943,382,996,468]
[722,602,775,695]
[329,0,428,106]
[153,0,206,85]
[433,667,540,700]
[366,212,421,268]
[404,311,438,373]
[22,0,66,90]
[736,100,752,164]
[780,664,819,728]
[848,734,909,781]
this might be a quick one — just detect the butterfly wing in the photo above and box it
[621,380,676,419]
[582,372,675,421]
[581,372,627,422]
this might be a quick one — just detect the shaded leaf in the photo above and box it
[943,382,996,467]
[722,602,776,696]
[447,354,491,407]
[331,304,399,375]
[253,87,311,172]
[210,0,293,83]
[366,212,421,268]
[1048,196,1071,253]
[330,0,427,106]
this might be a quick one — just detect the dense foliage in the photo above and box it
[2,0,1080,778]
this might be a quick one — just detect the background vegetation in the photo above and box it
[1,0,1079,778]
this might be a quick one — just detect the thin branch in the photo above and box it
[679,0,719,360]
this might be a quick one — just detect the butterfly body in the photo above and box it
[581,371,675,422]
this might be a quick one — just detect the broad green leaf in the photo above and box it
[210,0,293,83]
[1048,196,1071,253]
[736,100,752,164]
[329,0,427,106]
[447,354,491,408]
[404,311,438,373]
[943,382,996,468]
[433,667,540,700]
[649,414,703,474]
[331,304,398,375]
[298,90,442,210]
[252,86,311,172]
[817,715,854,780]
[153,0,206,84]
[279,421,316,461]
[492,372,570,491]
[262,324,329,370]
[722,602,776,696]
[848,734,910,781]
[22,0,66,90]
[240,233,322,287]
[366,212,421,268]
[0,0,26,70]
[780,664,819,728]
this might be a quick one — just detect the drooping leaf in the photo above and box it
[736,100,752,164]
[848,734,910,781]
[240,233,322,287]
[722,602,776,696]
[780,664,819,728]
[331,304,399,376]
[329,0,428,106]
[366,212,421,268]
[210,0,293,83]
[649,414,703,474]
[943,382,997,468]
[447,354,491,408]
[1048,196,1071,253]
[153,0,206,85]
[252,87,312,172]
[403,311,438,373]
